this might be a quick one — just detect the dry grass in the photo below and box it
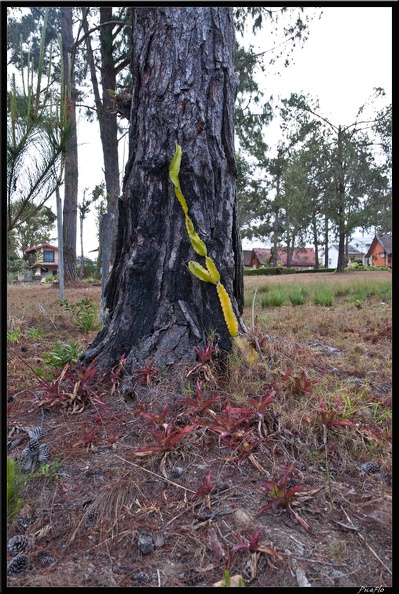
[7,272,392,587]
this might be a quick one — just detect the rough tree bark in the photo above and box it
[83,7,244,389]
[99,7,121,267]
[61,7,79,282]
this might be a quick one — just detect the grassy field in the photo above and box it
[6,271,392,587]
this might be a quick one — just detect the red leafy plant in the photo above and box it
[223,429,263,465]
[280,369,316,395]
[206,401,253,443]
[178,381,222,418]
[316,397,359,430]
[131,421,197,458]
[192,471,216,501]
[186,340,216,376]
[256,463,307,515]
[247,389,276,419]
[139,406,170,429]
[34,360,105,412]
[231,528,263,553]
[134,360,158,386]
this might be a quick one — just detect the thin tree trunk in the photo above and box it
[61,7,78,283]
[100,7,120,267]
[56,186,64,300]
[79,214,84,279]
[83,7,243,387]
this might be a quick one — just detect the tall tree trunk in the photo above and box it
[311,212,319,269]
[61,7,78,283]
[82,7,243,388]
[336,126,346,273]
[100,7,120,226]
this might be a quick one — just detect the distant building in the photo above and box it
[365,234,392,267]
[25,243,59,280]
[247,247,316,269]
[320,243,369,268]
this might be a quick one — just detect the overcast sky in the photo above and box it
[76,5,392,256]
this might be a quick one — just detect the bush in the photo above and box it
[261,289,287,307]
[244,267,285,276]
[312,286,334,306]
[44,274,57,283]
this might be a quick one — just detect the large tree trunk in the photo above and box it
[61,7,78,283]
[83,7,243,389]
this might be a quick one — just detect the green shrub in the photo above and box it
[261,289,287,307]
[244,267,284,276]
[312,286,334,306]
[288,287,308,306]
[59,297,99,332]
[43,340,82,370]
[44,274,57,283]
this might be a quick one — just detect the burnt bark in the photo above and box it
[83,7,243,385]
[61,7,78,283]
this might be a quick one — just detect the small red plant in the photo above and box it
[192,471,215,500]
[247,389,276,419]
[317,397,359,429]
[131,422,197,458]
[280,369,315,395]
[231,528,263,553]
[207,401,253,441]
[134,360,158,386]
[256,463,307,515]
[139,406,170,429]
[178,381,222,417]
[186,340,218,381]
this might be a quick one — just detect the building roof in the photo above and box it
[252,248,271,265]
[25,243,58,254]
[275,247,316,267]
[365,234,392,258]
[330,244,363,254]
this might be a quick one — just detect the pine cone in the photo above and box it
[7,554,30,576]
[7,535,35,557]
[38,443,51,463]
[28,427,44,441]
[18,448,34,471]
[26,438,39,454]
[361,461,380,475]
[36,552,56,566]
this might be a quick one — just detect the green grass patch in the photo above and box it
[312,285,334,306]
[288,287,308,306]
[260,288,288,307]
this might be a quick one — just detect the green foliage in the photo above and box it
[7,329,21,343]
[44,274,57,283]
[7,458,27,522]
[7,8,74,235]
[43,340,82,370]
[59,297,99,332]
[260,289,287,307]
[220,569,244,587]
[312,286,334,306]
[288,287,308,306]
[244,267,285,276]
[26,326,44,339]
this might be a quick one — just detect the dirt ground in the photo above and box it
[6,273,392,587]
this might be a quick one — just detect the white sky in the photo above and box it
[74,5,392,256]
